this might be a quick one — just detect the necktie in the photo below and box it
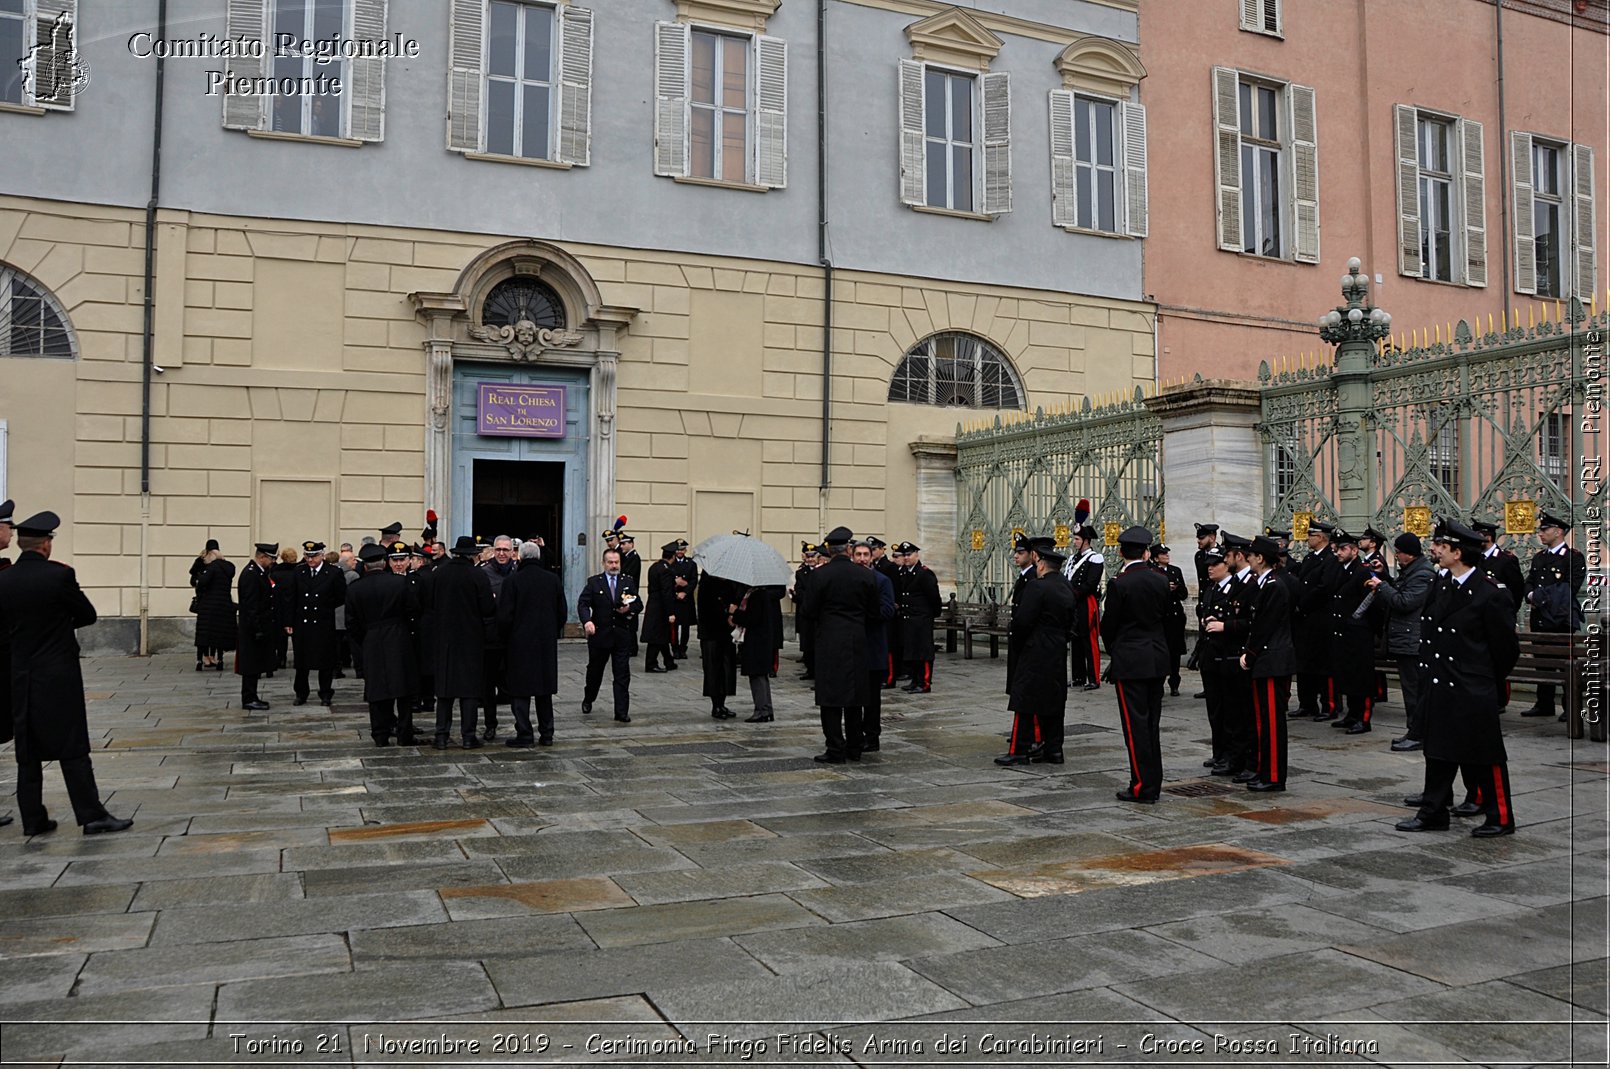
[608,576,616,600]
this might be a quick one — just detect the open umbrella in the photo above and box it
[691,532,793,588]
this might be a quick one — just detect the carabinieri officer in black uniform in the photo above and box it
[289,540,345,707]
[1101,526,1172,803]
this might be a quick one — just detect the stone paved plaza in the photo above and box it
[0,643,1605,1067]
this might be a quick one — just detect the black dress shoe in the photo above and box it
[1344,722,1371,735]
[1402,793,1428,808]
[462,735,483,749]
[646,666,667,674]
[1519,706,1553,718]
[1114,790,1156,804]
[23,819,58,836]
[244,700,270,711]
[1210,762,1237,776]
[319,698,332,708]
[83,815,134,835]
[711,708,736,720]
[1311,711,1337,722]
[1169,686,1180,697]
[901,682,921,692]
[1232,769,1259,784]
[1332,718,1358,729]
[293,697,308,706]
[1472,823,1516,838]
[0,814,11,827]
[505,737,536,748]
[372,738,391,748]
[481,726,498,741]
[538,736,554,746]
[1390,737,1423,752]
[1193,691,1207,699]
[1451,801,1484,818]
[1246,780,1286,792]
[615,713,631,723]
[994,753,1033,766]
[814,752,846,764]
[1202,758,1217,768]
[1030,750,1064,764]
[397,735,417,747]
[432,737,450,750]
[665,661,679,671]
[581,701,593,716]
[1082,682,1101,691]
[1395,815,1450,832]
[745,713,774,723]
[860,740,879,751]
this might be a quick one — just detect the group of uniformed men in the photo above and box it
[792,536,942,695]
[996,507,1586,837]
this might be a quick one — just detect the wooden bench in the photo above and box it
[934,596,1009,659]
[1376,632,1599,742]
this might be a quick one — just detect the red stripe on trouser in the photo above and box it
[1115,680,1142,796]
[1361,694,1372,725]
[1266,679,1279,781]
[886,653,895,686]
[1326,678,1336,715]
[1087,603,1101,682]
[1492,766,1511,825]
[923,661,933,687]
[1010,715,1020,752]
[1251,680,1263,765]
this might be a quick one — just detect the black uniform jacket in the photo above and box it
[1008,570,1075,713]
[1525,544,1586,632]
[620,550,642,587]
[1294,546,1343,670]
[1328,560,1380,690]
[1477,548,1526,616]
[671,556,699,624]
[0,551,96,762]
[423,557,496,698]
[578,571,642,655]
[345,570,420,702]
[1419,570,1520,764]
[1157,562,1188,656]
[235,560,277,676]
[1005,565,1033,695]
[896,564,942,659]
[0,556,10,736]
[640,559,677,646]
[290,563,346,669]
[1244,570,1298,678]
[1099,560,1172,681]
[734,585,784,677]
[801,555,878,707]
[1065,551,1103,635]
[1198,575,1252,676]
[499,559,567,697]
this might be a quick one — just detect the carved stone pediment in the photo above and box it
[467,321,585,361]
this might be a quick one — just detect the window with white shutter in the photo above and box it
[1048,90,1077,228]
[446,0,484,151]
[225,0,388,142]
[980,71,1012,216]
[223,0,269,130]
[1211,67,1242,252]
[655,20,785,188]
[448,1,591,164]
[1459,118,1486,287]
[556,6,594,166]
[1395,105,1487,287]
[1572,143,1596,301]
[1512,133,1598,299]
[1239,0,1281,36]
[1050,92,1145,238]
[1213,69,1318,263]
[1288,83,1318,262]
[5,0,79,110]
[1511,130,1536,294]
[899,61,1010,217]
[1120,100,1148,238]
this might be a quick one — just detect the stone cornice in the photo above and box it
[845,0,1137,47]
[1055,34,1146,96]
[674,0,781,31]
[1144,379,1262,421]
[905,7,1004,71]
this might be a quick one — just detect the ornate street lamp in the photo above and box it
[1317,257,1390,534]
[1317,256,1392,347]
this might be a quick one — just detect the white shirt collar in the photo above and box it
[1451,567,1475,586]
[1484,545,1498,558]
[1236,566,1252,581]
[1550,543,1567,555]
[1217,577,1232,592]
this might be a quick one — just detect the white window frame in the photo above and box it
[1417,114,1456,283]
[688,26,753,184]
[0,0,27,106]
[1072,93,1119,233]
[1531,138,1568,298]
[268,0,352,139]
[1239,76,1284,259]
[922,63,978,213]
[0,419,7,504]
[1239,0,1282,37]
[1213,68,1317,263]
[482,0,558,160]
[1540,410,1567,482]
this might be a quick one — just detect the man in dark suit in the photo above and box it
[801,527,879,763]
[1198,547,1251,776]
[1002,534,1042,757]
[996,536,1075,766]
[345,543,421,746]
[422,536,496,748]
[1242,536,1299,791]
[578,547,642,722]
[1101,526,1172,803]
[0,501,12,827]
[792,543,820,681]
[0,511,132,836]
[1397,520,1522,837]
[896,542,941,693]
[236,542,278,711]
[1293,520,1343,720]
[1151,544,1188,696]
[642,542,679,673]
[1192,523,1220,595]
[289,540,345,707]
[1519,511,1586,719]
[500,541,568,746]
[853,540,896,751]
[670,538,699,660]
[1472,518,1526,617]
[618,533,642,586]
[1328,532,1381,734]
[869,538,900,684]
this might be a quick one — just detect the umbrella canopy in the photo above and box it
[690,533,794,588]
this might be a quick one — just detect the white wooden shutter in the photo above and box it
[1459,118,1486,287]
[1212,67,1242,252]
[1288,83,1318,263]
[1120,99,1148,238]
[653,22,690,178]
[556,6,594,166]
[30,0,77,111]
[1573,143,1597,301]
[754,35,787,188]
[981,71,1012,215]
[446,0,483,151]
[347,0,387,141]
[1512,130,1536,294]
[222,0,268,130]
[1394,104,1422,277]
[1239,0,1260,31]
[1049,90,1076,228]
[898,59,926,207]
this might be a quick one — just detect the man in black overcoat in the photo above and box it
[345,543,421,746]
[1197,548,1249,776]
[734,583,783,723]
[0,512,131,835]
[1002,535,1042,756]
[870,538,901,685]
[996,536,1075,766]
[1241,536,1299,791]
[1151,544,1188,696]
[1293,521,1343,720]
[288,540,345,707]
[792,544,820,680]
[671,538,699,660]
[1101,525,1172,803]
[1192,523,1220,595]
[578,546,642,722]
[803,527,878,763]
[1471,518,1526,617]
[853,541,896,751]
[896,542,941,693]
[618,534,642,586]
[1519,511,1586,719]
[422,536,495,747]
[1328,532,1380,734]
[499,541,568,746]
[408,545,437,713]
[642,543,679,673]
[236,542,278,711]
[0,501,12,826]
[1397,520,1522,836]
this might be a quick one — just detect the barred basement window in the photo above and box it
[888,332,1023,409]
[1269,442,1297,503]
[481,277,566,329]
[0,265,74,358]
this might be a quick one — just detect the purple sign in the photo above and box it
[477,383,567,438]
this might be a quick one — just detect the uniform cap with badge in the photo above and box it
[1537,511,1569,532]
[380,521,403,538]
[357,543,387,564]
[895,540,920,553]
[15,511,60,537]
[0,499,14,526]
[1332,529,1359,546]
[254,542,279,556]
[1116,525,1153,547]
[387,541,411,559]
[823,526,854,547]
[1027,535,1066,563]
[1248,535,1282,562]
[1194,522,1220,537]
[301,540,326,556]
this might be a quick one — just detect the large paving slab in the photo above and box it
[0,643,1602,1064]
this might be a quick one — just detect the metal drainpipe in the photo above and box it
[1495,0,1512,299]
[817,0,833,498]
[138,0,168,656]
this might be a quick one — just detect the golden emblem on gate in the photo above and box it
[1054,523,1070,548]
[1103,521,1121,546]
[1403,506,1432,538]
[970,529,986,551]
[1292,512,1312,541]
[1504,500,1537,535]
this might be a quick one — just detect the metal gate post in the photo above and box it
[1317,257,1393,533]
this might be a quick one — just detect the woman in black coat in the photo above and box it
[269,547,300,669]
[733,585,783,722]
[697,574,738,719]
[192,541,237,670]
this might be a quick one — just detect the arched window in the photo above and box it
[481,276,566,331]
[888,332,1024,409]
[0,264,73,358]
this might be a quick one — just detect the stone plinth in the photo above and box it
[909,437,959,595]
[1145,380,1264,596]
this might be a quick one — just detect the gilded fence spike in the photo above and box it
[1500,309,1507,332]
[1529,305,1535,328]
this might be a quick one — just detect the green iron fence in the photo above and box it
[954,389,1163,603]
